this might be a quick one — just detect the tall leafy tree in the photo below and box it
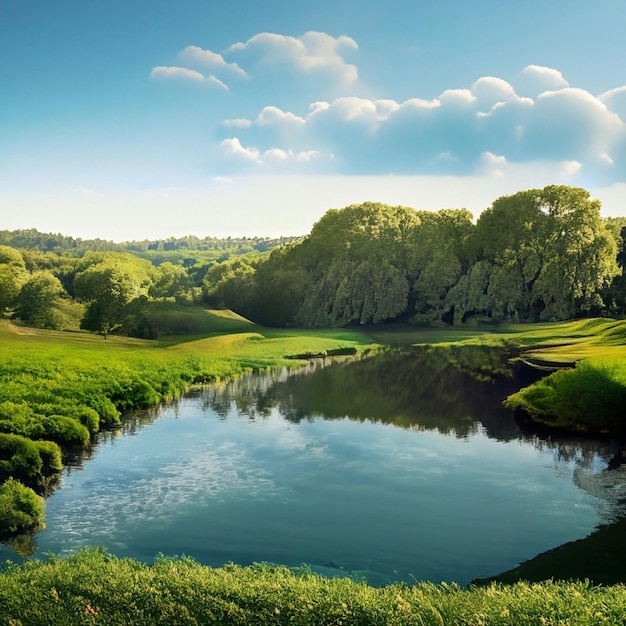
[201,256,259,318]
[460,186,619,321]
[409,209,474,323]
[602,218,626,315]
[74,253,153,337]
[0,246,28,317]
[75,266,137,337]
[295,202,419,325]
[14,271,65,329]
[148,262,192,301]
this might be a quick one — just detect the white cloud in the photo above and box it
[148,41,626,186]
[180,45,248,77]
[560,161,583,175]
[216,74,626,182]
[471,76,526,115]
[308,97,381,127]
[256,106,306,127]
[220,138,323,169]
[520,64,569,94]
[227,31,358,84]
[439,88,476,107]
[264,148,320,163]
[222,118,253,128]
[523,88,623,164]
[151,66,205,82]
[481,151,507,166]
[220,138,261,164]
[600,86,626,121]
[150,65,228,89]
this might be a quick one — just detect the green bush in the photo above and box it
[0,433,62,488]
[0,433,42,479]
[0,478,44,537]
[506,359,626,434]
[0,400,46,439]
[41,415,91,447]
[34,439,63,474]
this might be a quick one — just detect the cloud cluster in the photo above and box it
[151,33,626,184]
[227,31,358,84]
[150,31,357,91]
[217,65,626,181]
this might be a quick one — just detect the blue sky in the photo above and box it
[1,0,625,240]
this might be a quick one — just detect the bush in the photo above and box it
[0,433,63,489]
[505,359,626,434]
[34,439,63,474]
[41,415,91,447]
[0,433,43,479]
[0,478,45,537]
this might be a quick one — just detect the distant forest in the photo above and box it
[1,185,625,336]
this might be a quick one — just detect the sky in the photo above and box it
[1,0,625,241]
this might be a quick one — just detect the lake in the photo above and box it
[1,350,624,586]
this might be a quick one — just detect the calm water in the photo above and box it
[2,351,625,585]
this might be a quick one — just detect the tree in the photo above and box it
[0,246,28,317]
[601,218,626,315]
[465,185,618,321]
[14,271,65,329]
[75,266,138,337]
[73,252,154,337]
[409,209,474,323]
[294,202,419,325]
[148,262,192,301]
[201,256,259,317]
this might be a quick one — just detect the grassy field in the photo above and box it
[464,318,626,364]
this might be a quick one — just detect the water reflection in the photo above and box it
[3,348,626,584]
[197,349,626,525]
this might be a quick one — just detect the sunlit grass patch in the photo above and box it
[1,548,626,625]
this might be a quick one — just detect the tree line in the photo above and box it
[203,185,626,326]
[1,185,625,336]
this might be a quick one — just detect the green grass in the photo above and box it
[463,319,626,435]
[1,548,626,625]
[469,318,626,363]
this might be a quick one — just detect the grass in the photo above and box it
[1,548,626,625]
[469,318,626,364]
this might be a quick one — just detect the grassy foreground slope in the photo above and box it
[1,548,625,626]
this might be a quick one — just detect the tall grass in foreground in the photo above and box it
[0,549,625,625]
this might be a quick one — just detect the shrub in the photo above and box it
[41,415,91,447]
[505,359,626,434]
[0,433,43,479]
[0,478,45,537]
[34,440,63,474]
